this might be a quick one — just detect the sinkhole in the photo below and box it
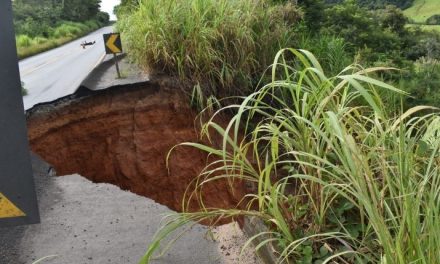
[26,81,246,214]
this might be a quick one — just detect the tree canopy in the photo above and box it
[13,0,107,37]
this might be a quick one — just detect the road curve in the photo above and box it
[20,26,114,110]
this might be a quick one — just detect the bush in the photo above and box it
[84,20,99,30]
[117,0,302,97]
[55,20,102,38]
[33,37,48,45]
[296,34,352,75]
[321,2,406,57]
[426,14,440,25]
[401,57,440,108]
[21,82,27,96]
[16,35,33,48]
[52,22,85,38]
[15,16,53,38]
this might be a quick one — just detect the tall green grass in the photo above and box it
[16,35,33,48]
[141,49,440,263]
[117,0,302,97]
[296,34,351,76]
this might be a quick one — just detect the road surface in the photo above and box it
[20,26,113,110]
[0,155,259,264]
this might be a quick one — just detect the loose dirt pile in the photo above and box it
[27,81,246,213]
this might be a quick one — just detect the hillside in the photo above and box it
[404,0,440,23]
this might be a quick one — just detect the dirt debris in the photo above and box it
[212,222,263,264]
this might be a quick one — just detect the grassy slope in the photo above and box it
[403,0,440,23]
[404,0,440,32]
[18,36,79,59]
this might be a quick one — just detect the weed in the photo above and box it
[21,81,27,96]
[16,35,33,48]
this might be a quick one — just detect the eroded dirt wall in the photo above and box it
[27,82,246,213]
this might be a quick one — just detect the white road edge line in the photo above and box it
[94,53,106,69]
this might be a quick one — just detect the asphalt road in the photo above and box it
[20,26,113,110]
[0,155,258,264]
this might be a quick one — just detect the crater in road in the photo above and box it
[26,80,247,218]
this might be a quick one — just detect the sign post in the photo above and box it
[0,0,40,227]
[103,33,123,78]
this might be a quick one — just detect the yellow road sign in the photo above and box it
[104,33,122,54]
[0,192,26,218]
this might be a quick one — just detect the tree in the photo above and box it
[376,5,407,35]
[114,0,140,18]
[298,0,326,31]
[13,0,108,37]
[61,0,101,22]
[426,14,440,25]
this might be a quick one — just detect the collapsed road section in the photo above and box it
[0,79,263,263]
[0,153,260,264]
[26,79,247,213]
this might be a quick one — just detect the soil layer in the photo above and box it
[27,81,246,213]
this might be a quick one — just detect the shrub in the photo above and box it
[21,82,27,96]
[117,0,302,97]
[33,37,48,45]
[16,34,33,48]
[141,49,440,264]
[426,14,440,25]
[53,24,73,38]
[401,57,440,109]
[321,1,405,56]
[296,34,352,75]
[84,20,99,30]
[52,22,86,38]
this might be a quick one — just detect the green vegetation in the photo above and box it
[426,14,440,25]
[404,0,440,23]
[16,20,104,58]
[13,0,109,58]
[142,49,440,264]
[118,0,440,104]
[117,0,302,97]
[326,0,414,9]
[115,0,440,263]
[407,24,440,31]
[21,82,27,96]
[401,57,440,108]
[422,24,440,31]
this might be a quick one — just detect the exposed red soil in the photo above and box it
[26,81,247,214]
